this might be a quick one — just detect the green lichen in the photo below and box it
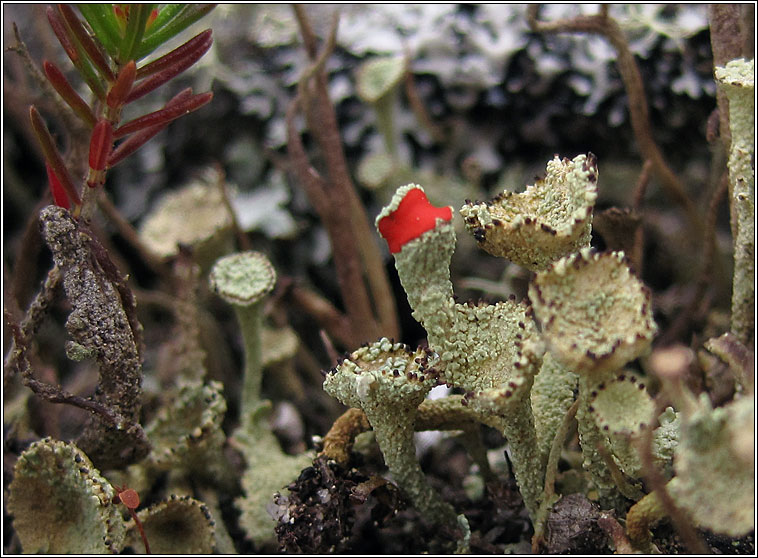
[529,248,657,377]
[234,400,313,546]
[668,393,754,537]
[649,406,681,479]
[528,249,657,508]
[715,58,754,344]
[323,338,461,531]
[143,381,229,485]
[356,55,406,156]
[628,361,754,549]
[378,185,548,519]
[460,153,597,271]
[129,495,217,554]
[7,438,126,553]
[588,371,653,478]
[209,251,276,414]
[209,251,313,546]
[139,168,234,269]
[530,352,579,474]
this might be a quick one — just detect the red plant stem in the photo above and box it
[136,29,213,79]
[126,31,213,103]
[43,61,97,128]
[89,119,114,172]
[114,92,213,138]
[29,106,82,206]
[57,3,115,81]
[128,508,151,554]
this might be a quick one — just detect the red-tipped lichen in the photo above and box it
[376,186,452,253]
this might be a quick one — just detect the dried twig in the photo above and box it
[3,266,62,384]
[527,6,701,233]
[5,311,131,430]
[287,6,399,347]
[282,279,354,349]
[658,172,729,346]
[319,395,483,466]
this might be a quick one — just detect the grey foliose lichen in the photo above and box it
[7,438,126,553]
[139,167,235,269]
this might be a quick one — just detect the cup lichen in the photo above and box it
[529,248,657,377]
[376,184,549,520]
[323,337,463,534]
[460,153,598,271]
[209,251,313,546]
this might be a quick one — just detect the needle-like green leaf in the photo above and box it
[136,4,215,59]
[118,4,154,64]
[77,4,123,59]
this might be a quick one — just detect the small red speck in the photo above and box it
[146,8,159,29]
[118,488,140,509]
[377,188,452,253]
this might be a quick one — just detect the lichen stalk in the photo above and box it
[209,252,313,545]
[234,302,264,414]
[715,58,755,344]
[575,376,626,510]
[374,89,399,157]
[323,339,462,533]
[376,184,546,520]
[483,393,544,518]
[208,252,275,420]
[373,393,458,525]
